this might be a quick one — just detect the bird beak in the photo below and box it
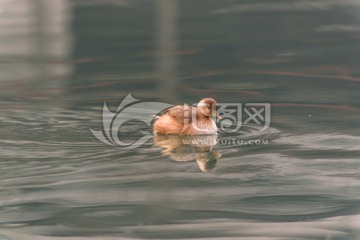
[214,112,222,119]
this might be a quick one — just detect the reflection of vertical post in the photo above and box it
[0,0,71,99]
[156,0,178,102]
[34,0,48,86]
[32,0,72,98]
[154,1,178,206]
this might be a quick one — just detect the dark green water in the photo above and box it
[0,0,360,239]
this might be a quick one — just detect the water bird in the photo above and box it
[153,98,222,135]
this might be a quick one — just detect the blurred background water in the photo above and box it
[0,0,360,239]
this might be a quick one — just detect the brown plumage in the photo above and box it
[153,98,221,135]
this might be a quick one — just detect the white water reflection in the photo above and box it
[214,0,360,14]
[0,214,359,239]
[274,133,360,151]
[316,25,360,32]
[73,0,134,7]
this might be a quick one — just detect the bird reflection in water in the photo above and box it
[153,134,221,172]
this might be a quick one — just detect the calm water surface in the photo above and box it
[0,0,360,239]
